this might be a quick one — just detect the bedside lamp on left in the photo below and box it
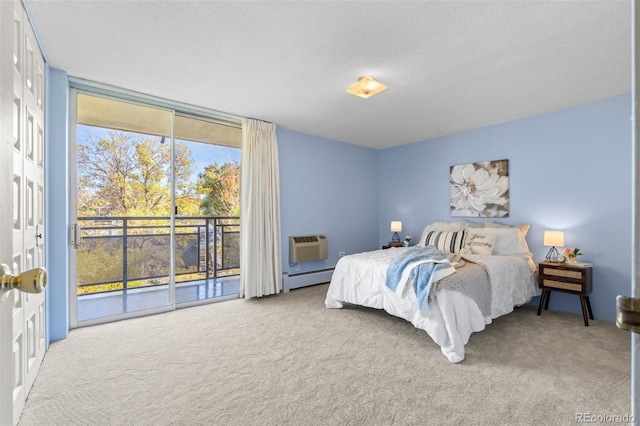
[390,221,402,243]
[387,221,404,247]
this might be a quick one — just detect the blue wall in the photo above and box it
[378,93,632,322]
[278,129,379,274]
[45,67,70,342]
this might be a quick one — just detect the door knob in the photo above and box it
[0,264,47,293]
[616,295,640,333]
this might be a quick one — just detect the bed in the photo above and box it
[324,221,540,363]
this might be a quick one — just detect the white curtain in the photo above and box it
[239,118,283,298]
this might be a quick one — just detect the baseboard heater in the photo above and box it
[283,268,334,293]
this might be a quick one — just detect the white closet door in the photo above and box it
[0,1,47,424]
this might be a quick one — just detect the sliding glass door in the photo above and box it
[71,91,241,326]
[173,115,241,305]
[73,94,174,323]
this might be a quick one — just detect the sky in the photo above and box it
[184,139,240,179]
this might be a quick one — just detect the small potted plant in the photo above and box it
[563,248,581,263]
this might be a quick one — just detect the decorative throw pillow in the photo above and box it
[484,221,531,238]
[462,231,498,255]
[423,230,467,254]
[419,225,435,247]
[475,226,531,257]
[418,222,456,246]
[419,220,480,246]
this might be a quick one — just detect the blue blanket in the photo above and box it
[385,246,451,309]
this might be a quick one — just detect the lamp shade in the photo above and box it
[543,231,564,247]
[390,221,402,232]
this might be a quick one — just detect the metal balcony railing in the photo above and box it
[76,216,239,296]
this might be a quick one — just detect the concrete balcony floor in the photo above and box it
[78,277,240,322]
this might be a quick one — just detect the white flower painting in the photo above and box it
[450,159,509,217]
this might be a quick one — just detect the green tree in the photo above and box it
[197,161,241,217]
[77,130,194,216]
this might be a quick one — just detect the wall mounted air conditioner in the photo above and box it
[289,235,328,263]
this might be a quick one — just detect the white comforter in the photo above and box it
[325,247,539,362]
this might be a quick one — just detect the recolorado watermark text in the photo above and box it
[575,412,635,423]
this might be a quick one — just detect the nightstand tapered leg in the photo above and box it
[543,290,551,310]
[585,296,594,320]
[537,290,548,315]
[580,296,590,326]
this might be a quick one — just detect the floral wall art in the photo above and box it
[450,159,509,217]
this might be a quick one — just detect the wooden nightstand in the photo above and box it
[383,242,404,249]
[537,261,593,326]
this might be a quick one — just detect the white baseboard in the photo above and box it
[282,268,334,293]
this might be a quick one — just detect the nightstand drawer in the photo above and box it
[541,279,583,292]
[540,267,583,280]
[538,262,592,295]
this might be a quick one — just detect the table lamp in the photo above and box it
[391,221,402,243]
[544,230,564,261]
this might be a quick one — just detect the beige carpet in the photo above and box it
[19,284,631,426]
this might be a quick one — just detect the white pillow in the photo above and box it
[435,220,483,229]
[474,226,531,257]
[462,230,498,255]
[484,221,531,238]
[423,230,467,254]
[431,221,466,231]
[459,220,483,229]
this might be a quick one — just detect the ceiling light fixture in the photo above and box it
[346,75,387,99]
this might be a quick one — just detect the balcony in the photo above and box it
[76,216,240,322]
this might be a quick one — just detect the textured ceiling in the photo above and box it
[26,1,631,150]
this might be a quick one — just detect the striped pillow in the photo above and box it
[423,230,467,253]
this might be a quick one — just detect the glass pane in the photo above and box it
[76,93,173,322]
[174,115,241,304]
